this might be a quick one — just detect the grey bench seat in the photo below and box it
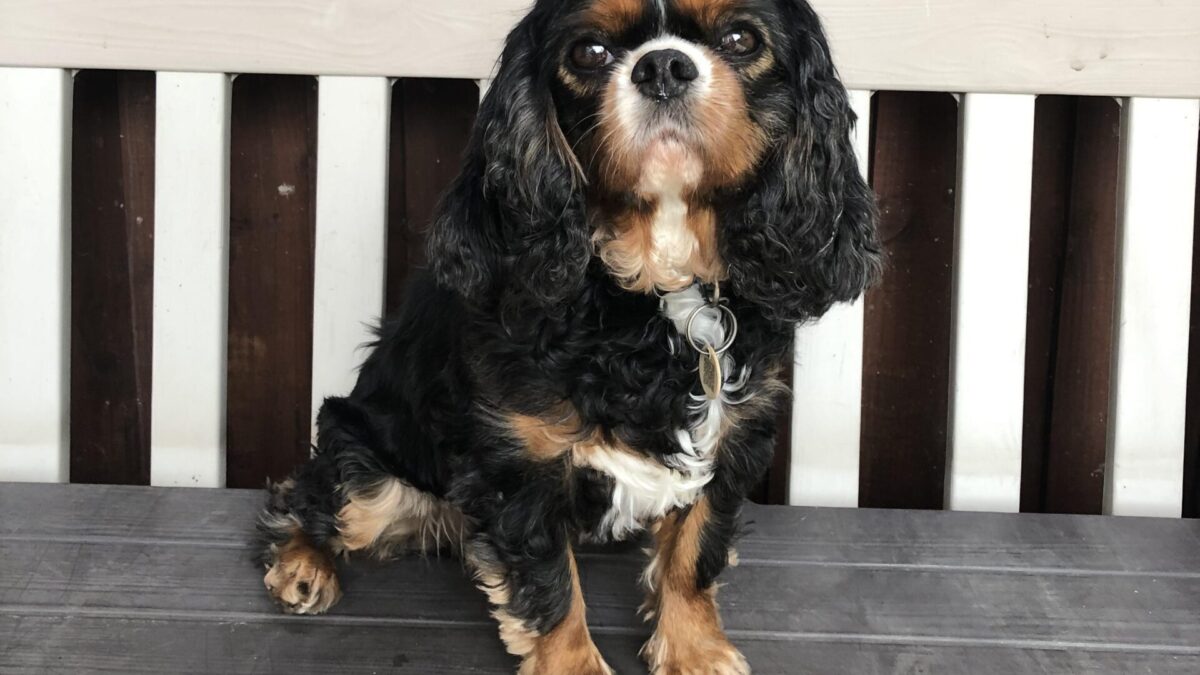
[2,483,1198,674]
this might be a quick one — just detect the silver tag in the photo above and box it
[699,344,723,401]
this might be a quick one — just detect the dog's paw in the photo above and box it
[642,632,750,675]
[263,534,342,615]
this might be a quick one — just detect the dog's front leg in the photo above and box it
[641,494,750,675]
[464,484,612,675]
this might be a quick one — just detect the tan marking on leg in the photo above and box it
[641,498,749,675]
[263,528,342,615]
[469,546,612,675]
[336,477,465,558]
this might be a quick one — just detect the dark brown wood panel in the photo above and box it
[1185,137,1200,518]
[226,75,318,488]
[1022,97,1121,515]
[385,79,479,313]
[69,70,156,485]
[859,92,959,510]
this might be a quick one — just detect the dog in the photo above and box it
[256,0,880,672]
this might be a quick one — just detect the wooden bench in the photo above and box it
[3,482,1199,673]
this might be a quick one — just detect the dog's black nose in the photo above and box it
[631,49,698,101]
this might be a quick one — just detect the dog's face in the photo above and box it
[430,0,881,322]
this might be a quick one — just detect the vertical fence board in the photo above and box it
[310,76,391,438]
[1022,97,1121,515]
[385,79,478,312]
[1021,96,1075,513]
[70,70,155,485]
[226,75,317,488]
[946,94,1036,512]
[1038,98,1121,514]
[1186,136,1200,518]
[788,90,872,507]
[150,72,230,487]
[860,92,958,510]
[1105,97,1199,517]
[0,68,72,483]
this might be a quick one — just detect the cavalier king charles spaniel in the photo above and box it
[257,0,880,672]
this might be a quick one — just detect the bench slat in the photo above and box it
[788,89,872,508]
[150,72,232,488]
[310,76,392,440]
[946,93,1036,512]
[1105,97,1200,517]
[5,484,1200,573]
[5,537,1199,648]
[3,483,1200,675]
[0,68,72,483]
[2,1,1199,98]
[4,615,1196,675]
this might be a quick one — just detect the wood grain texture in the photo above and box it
[860,92,958,510]
[1022,97,1120,515]
[69,70,156,486]
[1,1,1198,97]
[385,79,478,312]
[2,483,1199,674]
[225,75,317,489]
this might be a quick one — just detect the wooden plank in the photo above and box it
[1106,98,1200,517]
[3,616,1197,675]
[6,484,1200,574]
[3,483,1200,674]
[0,68,71,483]
[789,90,871,507]
[1022,96,1121,515]
[946,94,1036,513]
[860,92,958,510]
[69,70,156,486]
[150,72,231,488]
[310,76,390,437]
[225,75,318,489]
[1,1,1199,98]
[385,79,478,312]
[1187,135,1200,519]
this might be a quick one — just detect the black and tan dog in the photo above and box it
[257,0,880,672]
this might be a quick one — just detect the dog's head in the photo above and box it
[429,0,881,322]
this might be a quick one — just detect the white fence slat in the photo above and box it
[309,76,391,438]
[150,72,231,488]
[1105,97,1199,518]
[945,93,1036,513]
[788,89,872,507]
[0,68,72,483]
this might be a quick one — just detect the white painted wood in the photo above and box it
[309,76,391,440]
[1105,98,1199,518]
[1,1,1198,97]
[0,68,71,483]
[788,90,872,508]
[150,72,231,488]
[945,93,1036,513]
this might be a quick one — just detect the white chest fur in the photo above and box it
[575,286,749,542]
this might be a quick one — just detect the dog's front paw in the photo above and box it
[263,534,342,615]
[642,631,750,675]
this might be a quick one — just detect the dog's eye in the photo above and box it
[570,42,614,70]
[718,28,760,56]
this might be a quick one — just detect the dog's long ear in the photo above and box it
[721,4,881,323]
[427,9,589,308]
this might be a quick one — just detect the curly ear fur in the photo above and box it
[721,4,882,323]
[426,7,590,308]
